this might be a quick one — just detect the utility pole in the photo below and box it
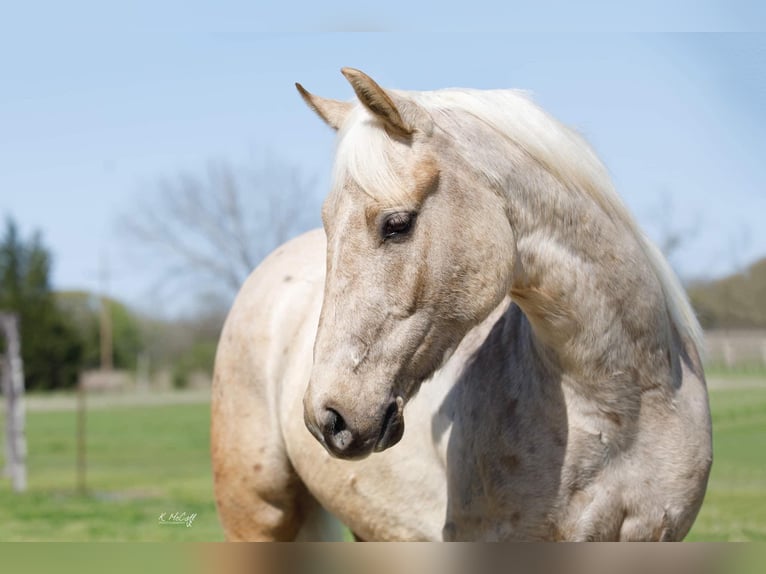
[99,254,113,372]
[77,253,114,495]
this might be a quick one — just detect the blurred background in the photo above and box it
[0,9,764,541]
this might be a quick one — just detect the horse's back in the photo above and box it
[211,229,326,540]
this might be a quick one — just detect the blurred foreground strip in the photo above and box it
[196,542,756,574]
[0,542,760,574]
[0,544,194,574]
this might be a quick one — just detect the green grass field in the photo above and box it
[0,400,222,541]
[0,385,764,541]
[688,386,766,541]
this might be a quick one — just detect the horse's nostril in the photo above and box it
[327,407,346,434]
[321,407,355,453]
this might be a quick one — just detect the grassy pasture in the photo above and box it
[0,399,222,541]
[0,384,764,541]
[688,386,766,541]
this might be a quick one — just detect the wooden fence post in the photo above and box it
[722,338,734,368]
[76,376,87,495]
[1,313,27,492]
[2,355,10,479]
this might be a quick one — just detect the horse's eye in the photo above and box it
[381,212,416,240]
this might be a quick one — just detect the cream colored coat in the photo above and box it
[211,69,712,541]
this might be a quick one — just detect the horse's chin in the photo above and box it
[320,426,404,460]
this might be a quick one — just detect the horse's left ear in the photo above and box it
[341,67,432,137]
[296,83,354,131]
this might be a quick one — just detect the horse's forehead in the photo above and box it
[322,177,369,226]
[331,157,441,228]
[332,119,426,204]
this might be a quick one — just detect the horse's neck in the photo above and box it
[502,159,673,395]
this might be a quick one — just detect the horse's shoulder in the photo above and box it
[217,229,325,365]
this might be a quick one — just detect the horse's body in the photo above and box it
[211,69,712,541]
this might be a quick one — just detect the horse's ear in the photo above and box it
[295,83,353,131]
[340,67,432,137]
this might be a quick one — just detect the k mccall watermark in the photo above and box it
[158,511,197,528]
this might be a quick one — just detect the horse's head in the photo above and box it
[298,69,515,459]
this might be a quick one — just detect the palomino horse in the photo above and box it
[211,68,712,541]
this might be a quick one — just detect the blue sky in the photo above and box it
[1,7,765,314]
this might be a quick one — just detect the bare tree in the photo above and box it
[648,192,701,272]
[120,157,320,300]
[642,191,702,277]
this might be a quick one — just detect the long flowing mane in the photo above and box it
[334,88,704,357]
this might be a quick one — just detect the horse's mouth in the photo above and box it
[373,396,405,452]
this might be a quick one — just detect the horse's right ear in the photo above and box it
[295,83,353,131]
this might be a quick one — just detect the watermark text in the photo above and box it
[158,511,197,528]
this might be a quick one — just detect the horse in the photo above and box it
[211,68,712,541]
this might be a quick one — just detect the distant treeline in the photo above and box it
[57,290,223,390]
[0,217,222,391]
[3,212,764,391]
[689,257,766,330]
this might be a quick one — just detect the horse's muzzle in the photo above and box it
[304,396,405,460]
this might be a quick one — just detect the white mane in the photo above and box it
[334,88,704,356]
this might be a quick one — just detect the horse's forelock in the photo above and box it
[332,105,415,207]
